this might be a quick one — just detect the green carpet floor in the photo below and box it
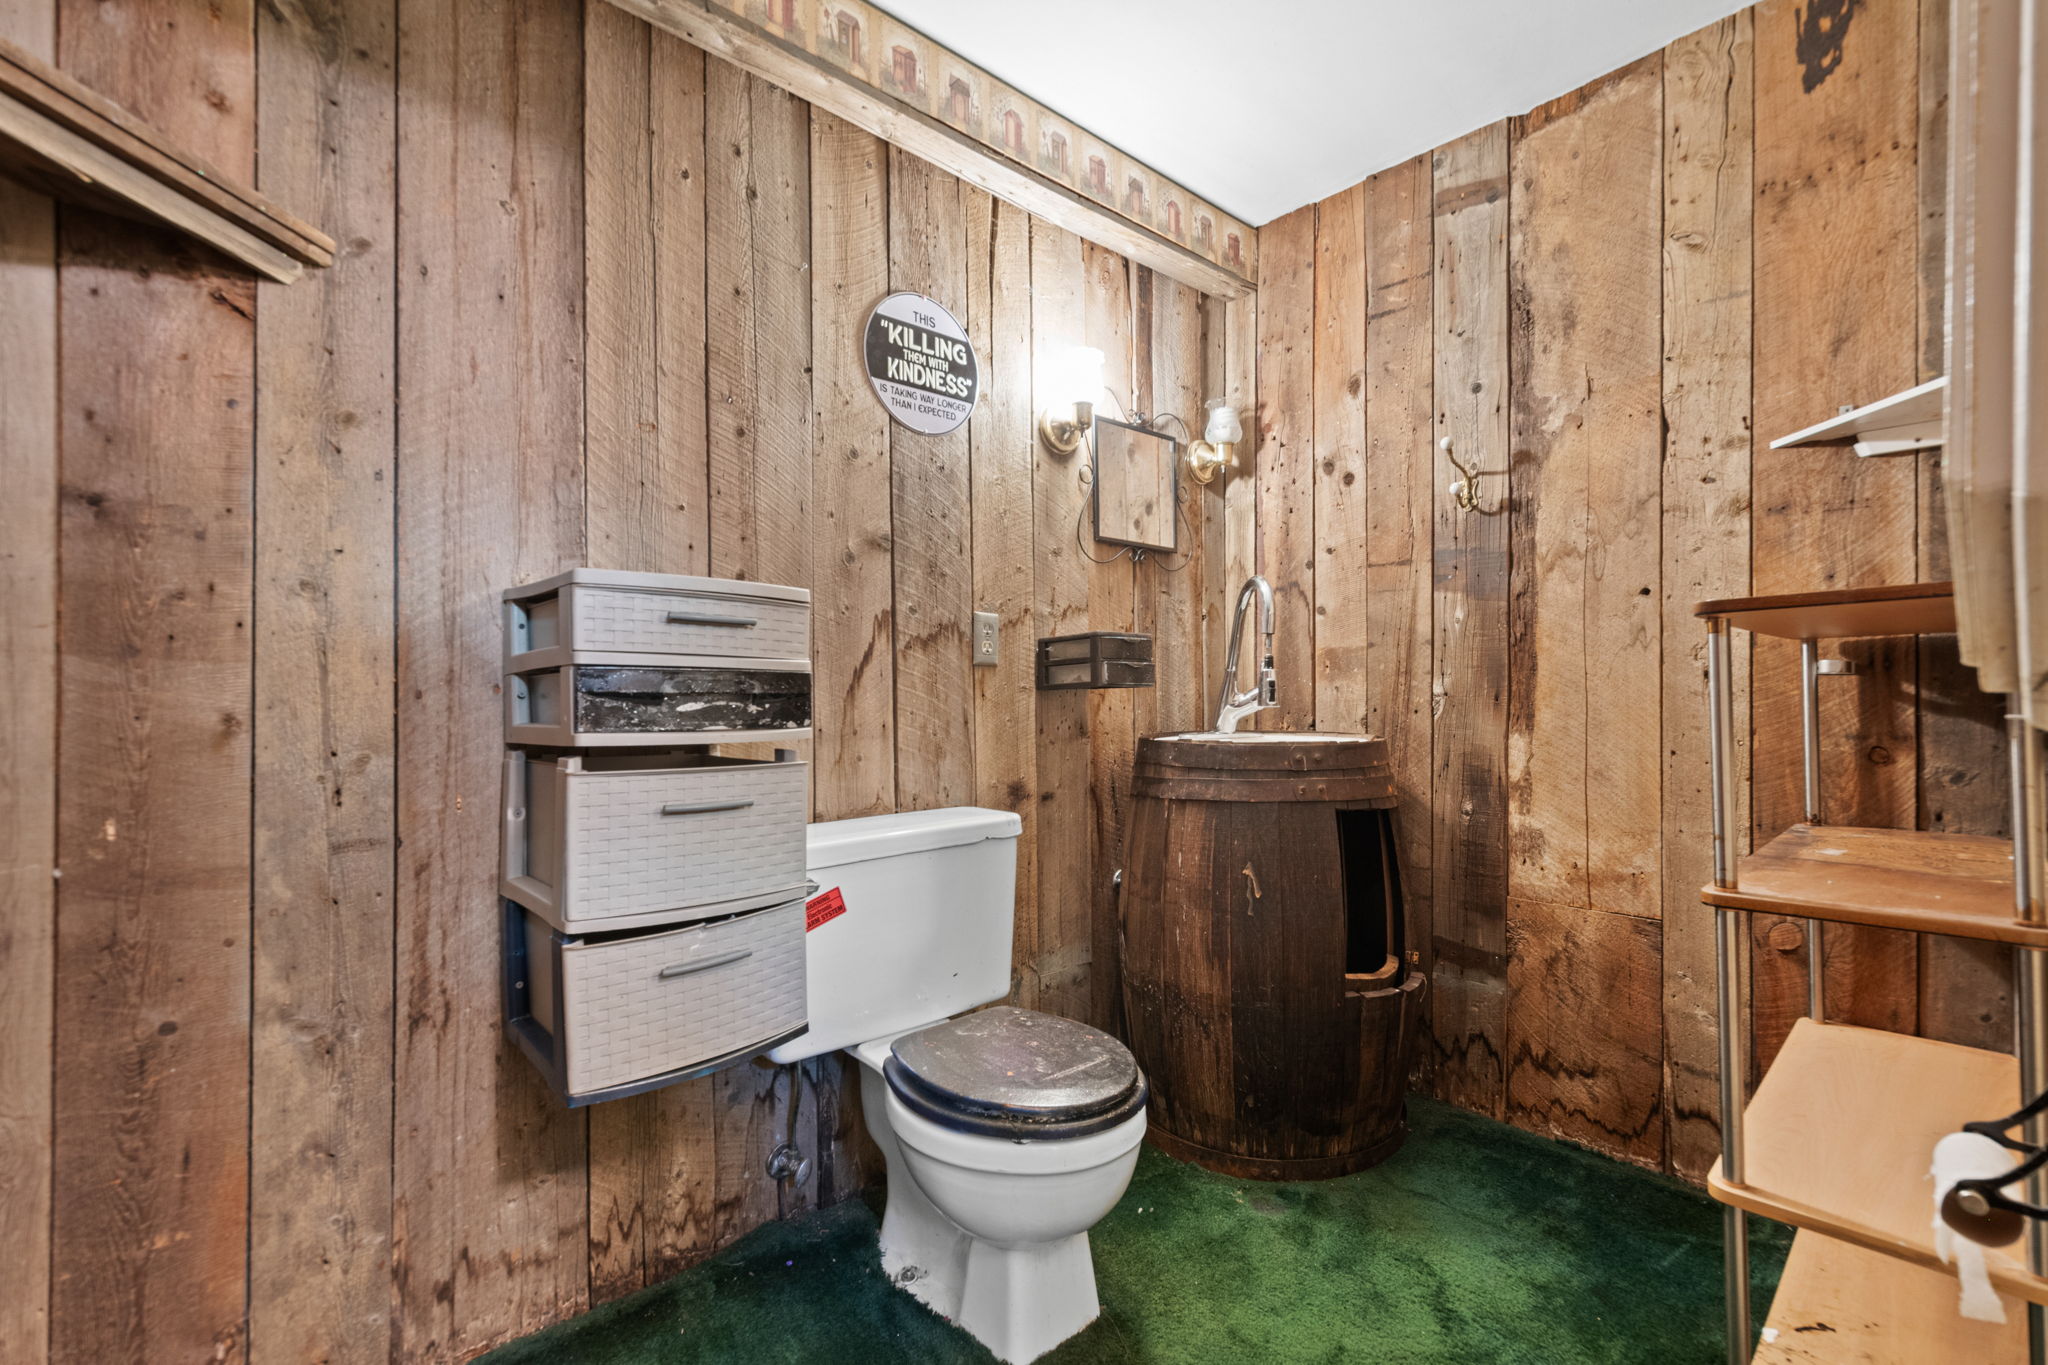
[485,1099,1789,1364]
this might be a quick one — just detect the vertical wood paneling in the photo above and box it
[1311,184,1369,733]
[1505,898,1666,1168]
[584,4,660,571]
[1504,59,1665,1162]
[1429,122,1512,1120]
[806,110,894,1210]
[51,0,258,1351]
[17,6,1229,1357]
[0,10,54,1362]
[59,0,253,176]
[1565,51,1667,924]
[392,0,590,1350]
[1135,275,1209,736]
[1253,3,1987,1180]
[582,14,720,1302]
[889,148,975,812]
[1749,0,1921,1067]
[704,63,816,1241]
[1212,291,1260,706]
[1361,156,1436,1086]
[652,32,713,572]
[1508,64,1664,924]
[0,3,54,1354]
[966,190,1042,1005]
[53,211,259,1365]
[1084,240,1135,1031]
[249,0,397,1351]
[1660,10,1755,1180]
[810,113,895,825]
[707,67,812,590]
[1253,204,1316,731]
[1030,221,1092,1020]
[8,5,2001,1356]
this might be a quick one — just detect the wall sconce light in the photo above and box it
[1187,399,1242,484]
[1038,345,1104,455]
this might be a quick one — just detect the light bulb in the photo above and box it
[1202,399,1242,445]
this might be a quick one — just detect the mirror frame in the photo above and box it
[1089,416,1180,554]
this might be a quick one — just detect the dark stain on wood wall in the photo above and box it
[1250,0,2007,1180]
[0,0,1227,1358]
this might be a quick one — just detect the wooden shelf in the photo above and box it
[1693,581,1955,638]
[1709,1019,2046,1305]
[1768,376,1947,456]
[1702,823,2028,944]
[1755,1230,2024,1362]
[0,37,331,282]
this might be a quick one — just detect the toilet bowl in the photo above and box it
[854,1017,1147,1364]
[764,808,1147,1363]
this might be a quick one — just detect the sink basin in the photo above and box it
[1159,730,1381,744]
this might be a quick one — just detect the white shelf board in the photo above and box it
[1768,375,1948,456]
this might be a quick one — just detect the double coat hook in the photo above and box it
[1440,436,1503,513]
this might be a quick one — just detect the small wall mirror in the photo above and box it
[1092,418,1178,553]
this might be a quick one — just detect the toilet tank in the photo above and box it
[763,806,1022,1064]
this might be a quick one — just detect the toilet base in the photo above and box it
[954,1232,1100,1365]
[882,1215,1101,1365]
[877,1182,968,1318]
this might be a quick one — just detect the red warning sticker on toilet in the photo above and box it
[805,886,846,932]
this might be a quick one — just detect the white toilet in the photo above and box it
[764,806,1148,1365]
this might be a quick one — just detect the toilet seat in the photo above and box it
[884,1005,1147,1140]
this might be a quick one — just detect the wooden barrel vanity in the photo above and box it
[1119,732,1422,1180]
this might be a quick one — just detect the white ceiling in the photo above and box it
[874,0,1750,227]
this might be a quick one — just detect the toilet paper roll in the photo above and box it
[1932,1130,2015,1324]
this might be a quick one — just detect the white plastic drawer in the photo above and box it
[542,900,807,1097]
[503,749,808,933]
[504,569,810,670]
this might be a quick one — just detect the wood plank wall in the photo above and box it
[0,0,2005,1359]
[0,0,1227,1358]
[1249,0,2007,1180]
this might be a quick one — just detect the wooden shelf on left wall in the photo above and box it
[0,36,333,282]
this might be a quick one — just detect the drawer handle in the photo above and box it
[660,799,755,816]
[658,948,753,980]
[666,611,758,628]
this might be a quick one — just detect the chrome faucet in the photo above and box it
[1214,575,1278,733]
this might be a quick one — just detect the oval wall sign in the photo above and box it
[863,291,979,435]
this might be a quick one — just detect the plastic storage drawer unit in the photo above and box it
[503,749,808,933]
[505,897,808,1105]
[505,568,811,670]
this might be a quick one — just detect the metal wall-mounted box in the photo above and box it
[1035,631,1155,690]
[503,748,809,935]
[504,897,808,1106]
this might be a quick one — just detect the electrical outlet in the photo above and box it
[972,611,999,667]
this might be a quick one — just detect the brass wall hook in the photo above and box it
[1440,436,1503,513]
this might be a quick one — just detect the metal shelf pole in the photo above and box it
[1708,618,1750,1364]
[1799,640,1825,1022]
[2014,710,2046,1365]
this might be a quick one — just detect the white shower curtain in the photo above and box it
[1948,0,2047,730]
